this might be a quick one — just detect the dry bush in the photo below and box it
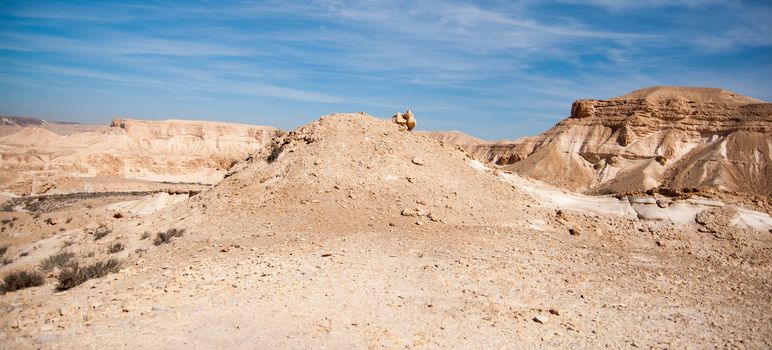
[93,227,111,241]
[153,228,185,246]
[1,270,45,293]
[108,242,125,254]
[57,259,121,291]
[40,251,75,271]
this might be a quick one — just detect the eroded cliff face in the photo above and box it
[0,119,281,195]
[465,87,772,196]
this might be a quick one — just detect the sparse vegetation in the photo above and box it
[1,258,13,266]
[1,270,45,293]
[153,228,185,246]
[40,251,75,271]
[0,245,8,257]
[140,231,150,240]
[93,227,112,241]
[108,242,125,254]
[56,259,122,291]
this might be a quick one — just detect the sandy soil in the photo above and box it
[0,113,770,349]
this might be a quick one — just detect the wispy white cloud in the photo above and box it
[0,0,769,139]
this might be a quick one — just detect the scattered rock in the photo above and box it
[45,217,58,226]
[392,109,417,131]
[569,227,581,236]
[548,308,560,316]
[533,315,549,324]
[411,157,425,166]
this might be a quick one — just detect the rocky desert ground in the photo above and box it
[0,87,770,349]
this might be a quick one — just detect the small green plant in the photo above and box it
[1,270,45,293]
[108,242,125,254]
[56,259,121,291]
[93,227,111,241]
[40,251,75,271]
[153,228,185,246]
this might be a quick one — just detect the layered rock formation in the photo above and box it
[0,118,280,195]
[463,87,772,196]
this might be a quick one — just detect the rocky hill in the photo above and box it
[461,87,771,196]
[161,113,535,233]
[0,118,280,195]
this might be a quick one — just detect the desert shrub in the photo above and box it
[140,232,150,240]
[93,227,111,241]
[0,245,8,257]
[1,257,13,266]
[108,242,125,254]
[40,251,75,271]
[56,259,121,291]
[153,228,185,246]
[1,270,45,293]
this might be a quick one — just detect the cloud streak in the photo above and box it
[0,0,770,139]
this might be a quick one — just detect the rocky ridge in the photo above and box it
[455,86,772,196]
[0,118,280,195]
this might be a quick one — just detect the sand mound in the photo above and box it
[419,130,486,145]
[453,86,771,196]
[613,86,763,105]
[0,127,64,145]
[164,113,534,232]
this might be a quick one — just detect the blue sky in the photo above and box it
[0,0,770,140]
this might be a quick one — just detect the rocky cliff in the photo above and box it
[464,87,772,196]
[0,119,281,195]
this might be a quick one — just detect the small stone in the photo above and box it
[45,218,58,225]
[655,240,664,247]
[321,253,333,257]
[113,212,124,219]
[401,208,419,217]
[411,157,425,166]
[533,315,549,324]
[548,308,560,316]
[569,227,581,236]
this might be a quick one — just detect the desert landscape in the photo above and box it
[0,86,770,348]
